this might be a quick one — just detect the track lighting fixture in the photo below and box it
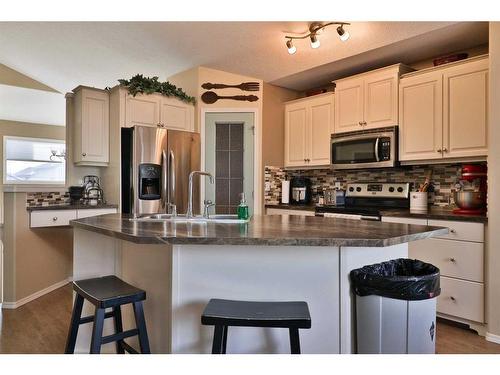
[284,22,350,54]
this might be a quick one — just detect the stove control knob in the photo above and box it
[349,187,354,192]
[397,187,404,193]
[356,187,362,192]
[389,187,395,193]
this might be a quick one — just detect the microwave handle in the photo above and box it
[374,138,380,162]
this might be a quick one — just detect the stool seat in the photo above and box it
[201,299,311,329]
[73,275,146,309]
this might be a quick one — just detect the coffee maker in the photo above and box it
[290,177,312,205]
[453,164,487,214]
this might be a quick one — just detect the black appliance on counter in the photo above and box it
[315,182,410,220]
[290,177,312,205]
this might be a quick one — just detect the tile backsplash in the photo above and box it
[26,191,70,208]
[264,163,480,206]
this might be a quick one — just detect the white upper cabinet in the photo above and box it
[285,93,334,168]
[399,56,488,162]
[72,87,109,165]
[399,71,443,161]
[443,58,488,158]
[334,64,413,133]
[124,91,194,131]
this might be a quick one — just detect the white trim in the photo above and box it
[1,278,70,309]
[486,332,500,345]
[200,107,262,215]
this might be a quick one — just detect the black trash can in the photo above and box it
[350,258,440,354]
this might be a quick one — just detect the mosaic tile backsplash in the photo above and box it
[26,192,70,207]
[264,163,480,207]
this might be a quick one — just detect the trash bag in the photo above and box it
[350,258,441,301]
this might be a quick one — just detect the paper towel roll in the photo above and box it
[281,180,290,204]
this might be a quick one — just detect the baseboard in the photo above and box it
[486,332,500,345]
[1,278,70,309]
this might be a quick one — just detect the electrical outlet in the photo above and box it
[265,182,271,191]
[334,182,341,189]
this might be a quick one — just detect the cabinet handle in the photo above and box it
[359,121,363,126]
[52,217,58,221]
[450,296,456,302]
[449,257,456,263]
[157,123,162,128]
[450,229,456,234]
[82,153,86,157]
[362,121,367,126]
[437,149,442,153]
[442,147,448,153]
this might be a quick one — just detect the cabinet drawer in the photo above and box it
[428,220,484,242]
[410,238,484,282]
[30,209,77,228]
[381,216,427,225]
[76,208,117,219]
[266,208,315,216]
[438,276,484,323]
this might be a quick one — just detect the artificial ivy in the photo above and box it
[118,74,196,104]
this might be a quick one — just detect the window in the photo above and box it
[3,136,66,185]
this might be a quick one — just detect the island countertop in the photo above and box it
[70,213,448,247]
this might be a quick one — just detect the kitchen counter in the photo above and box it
[27,203,119,211]
[69,213,447,247]
[265,203,488,223]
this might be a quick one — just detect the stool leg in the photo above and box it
[113,306,126,354]
[90,308,105,354]
[211,325,228,354]
[289,328,301,354]
[65,294,84,354]
[133,301,151,354]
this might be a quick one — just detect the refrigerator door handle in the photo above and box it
[169,149,176,204]
[162,150,168,206]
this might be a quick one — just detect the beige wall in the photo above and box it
[262,83,300,167]
[486,22,500,340]
[410,44,489,70]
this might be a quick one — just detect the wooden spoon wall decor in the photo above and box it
[201,91,259,104]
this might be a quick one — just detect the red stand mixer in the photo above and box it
[453,164,487,215]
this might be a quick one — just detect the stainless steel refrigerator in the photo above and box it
[121,125,200,217]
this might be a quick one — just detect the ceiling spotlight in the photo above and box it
[286,39,296,55]
[337,25,350,42]
[310,34,320,49]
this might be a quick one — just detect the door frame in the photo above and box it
[200,108,262,215]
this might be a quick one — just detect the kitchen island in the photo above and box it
[70,214,447,354]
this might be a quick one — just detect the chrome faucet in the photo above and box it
[186,171,214,218]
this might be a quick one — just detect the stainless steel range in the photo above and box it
[315,182,410,221]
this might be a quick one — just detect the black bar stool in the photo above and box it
[201,298,311,354]
[65,275,150,354]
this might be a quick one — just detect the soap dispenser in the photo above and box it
[237,193,249,220]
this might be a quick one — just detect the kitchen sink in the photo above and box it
[130,214,249,224]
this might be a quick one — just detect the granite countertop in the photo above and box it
[70,213,448,247]
[264,204,487,223]
[27,203,119,211]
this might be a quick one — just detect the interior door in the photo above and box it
[284,103,308,167]
[399,71,443,161]
[334,77,364,133]
[308,95,334,166]
[364,71,398,128]
[167,130,201,215]
[443,58,488,158]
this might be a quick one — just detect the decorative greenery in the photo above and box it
[118,74,196,104]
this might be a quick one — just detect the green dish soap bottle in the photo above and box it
[237,193,249,220]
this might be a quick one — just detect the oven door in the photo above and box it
[331,130,396,170]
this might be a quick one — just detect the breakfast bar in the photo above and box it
[70,214,447,354]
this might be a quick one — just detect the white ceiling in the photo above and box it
[0,21,488,93]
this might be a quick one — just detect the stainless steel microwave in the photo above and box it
[330,126,398,170]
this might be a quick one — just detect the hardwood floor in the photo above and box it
[1,284,500,354]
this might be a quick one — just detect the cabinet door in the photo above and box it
[364,71,398,128]
[399,72,443,161]
[125,94,161,127]
[160,97,194,131]
[76,89,109,164]
[443,58,488,158]
[284,103,308,167]
[307,94,334,166]
[334,77,364,133]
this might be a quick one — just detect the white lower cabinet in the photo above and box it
[265,208,315,216]
[381,216,485,324]
[30,208,117,228]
